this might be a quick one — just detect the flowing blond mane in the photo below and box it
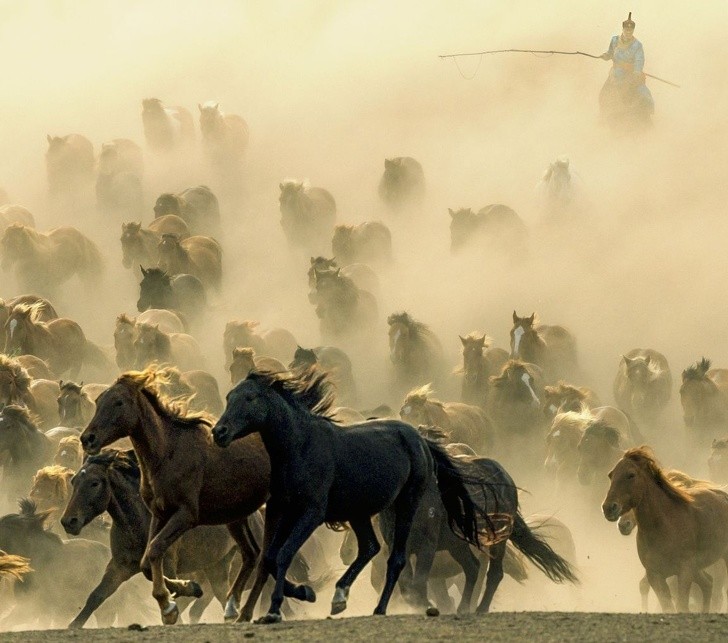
[403,383,441,408]
[0,355,31,390]
[31,465,74,504]
[0,551,31,580]
[624,447,694,504]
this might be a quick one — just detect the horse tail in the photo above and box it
[509,513,578,584]
[425,440,481,547]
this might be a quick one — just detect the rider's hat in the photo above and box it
[622,12,635,29]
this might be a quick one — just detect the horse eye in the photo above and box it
[627,472,636,480]
[90,481,100,488]
[114,399,123,407]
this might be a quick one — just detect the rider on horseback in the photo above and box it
[599,13,654,125]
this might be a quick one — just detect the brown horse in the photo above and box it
[45,134,94,195]
[199,102,249,163]
[544,412,587,489]
[1,224,103,294]
[114,310,186,370]
[230,347,286,386]
[57,381,108,428]
[613,349,672,430]
[223,320,297,367]
[157,233,222,291]
[134,323,203,372]
[331,222,392,267]
[142,98,194,151]
[0,295,57,354]
[509,312,579,383]
[53,435,84,471]
[153,186,220,236]
[399,384,492,453]
[680,358,728,433]
[279,180,337,254]
[0,204,35,234]
[4,304,88,377]
[388,312,445,393]
[308,257,380,299]
[542,382,601,419]
[456,333,509,409]
[120,222,160,269]
[0,354,60,428]
[155,366,224,417]
[289,345,357,407]
[603,447,728,612]
[79,369,310,624]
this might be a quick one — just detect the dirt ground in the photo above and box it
[1,613,727,643]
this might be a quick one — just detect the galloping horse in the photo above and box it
[133,323,204,372]
[510,312,579,383]
[279,180,336,254]
[45,134,94,195]
[142,98,194,151]
[331,222,392,267]
[399,384,492,454]
[137,267,206,327]
[1,224,104,294]
[212,368,540,623]
[230,348,286,386]
[542,381,601,419]
[57,381,107,428]
[157,233,222,291]
[456,333,509,408]
[388,312,444,393]
[289,345,357,406]
[114,310,186,370]
[311,268,377,340]
[308,256,380,299]
[223,320,297,367]
[378,157,425,211]
[79,369,308,624]
[199,102,249,164]
[0,354,59,427]
[153,186,220,236]
[613,349,672,430]
[603,447,728,612]
[680,358,728,434]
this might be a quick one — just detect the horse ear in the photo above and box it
[214,102,219,109]
[448,208,455,217]
[645,355,651,365]
[477,335,486,347]
[80,381,84,387]
[279,183,284,190]
[140,266,147,276]
[512,311,519,324]
[198,103,203,112]
[527,313,535,325]
[59,379,63,388]
[46,134,52,144]
[335,268,341,276]
[459,335,467,346]
[712,439,719,448]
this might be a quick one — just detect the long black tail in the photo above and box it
[426,440,488,548]
[510,513,578,583]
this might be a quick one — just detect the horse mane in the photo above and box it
[1,404,41,429]
[545,382,587,398]
[623,447,694,504]
[9,498,61,544]
[583,420,622,446]
[490,359,539,386]
[116,313,136,326]
[403,383,442,408]
[86,448,140,478]
[12,301,47,322]
[682,357,711,381]
[0,355,31,390]
[416,424,451,443]
[118,368,212,429]
[387,312,431,341]
[141,267,170,282]
[32,465,73,500]
[247,367,336,420]
[549,411,590,438]
[0,551,31,580]
[665,469,720,491]
[59,380,83,395]
[232,347,255,359]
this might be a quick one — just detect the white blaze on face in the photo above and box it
[390,329,401,356]
[512,326,524,355]
[549,404,558,414]
[8,319,17,339]
[521,372,540,406]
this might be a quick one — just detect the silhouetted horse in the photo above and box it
[211,368,533,622]
[142,98,194,151]
[153,186,220,236]
[199,101,249,164]
[137,267,206,327]
[613,349,672,431]
[456,333,509,408]
[308,256,380,299]
[388,312,444,393]
[680,358,728,434]
[45,134,94,196]
[290,345,357,406]
[311,268,377,340]
[279,180,336,254]
[331,222,392,267]
[449,205,527,253]
[378,157,425,211]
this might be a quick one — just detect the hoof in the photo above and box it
[255,612,282,625]
[161,601,179,625]
[426,606,440,617]
[331,600,347,615]
[189,581,204,598]
[303,585,316,603]
[224,611,239,623]
[67,620,83,630]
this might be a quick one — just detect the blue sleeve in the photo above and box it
[633,42,645,72]
[604,36,617,59]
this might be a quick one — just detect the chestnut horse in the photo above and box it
[157,233,222,291]
[456,333,509,409]
[79,369,311,624]
[388,312,444,393]
[542,381,601,419]
[223,320,297,367]
[603,447,728,612]
[680,358,728,434]
[509,312,578,384]
[613,349,672,430]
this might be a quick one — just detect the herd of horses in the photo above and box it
[0,95,727,632]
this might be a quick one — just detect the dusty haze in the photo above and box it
[1,0,727,621]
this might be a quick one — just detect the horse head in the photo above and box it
[399,384,434,427]
[137,267,172,312]
[57,381,85,426]
[153,193,182,217]
[510,311,538,358]
[459,333,489,382]
[120,222,143,268]
[577,421,622,486]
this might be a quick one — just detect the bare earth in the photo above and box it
[1,613,727,643]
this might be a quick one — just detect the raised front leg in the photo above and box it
[143,509,196,624]
[68,560,137,629]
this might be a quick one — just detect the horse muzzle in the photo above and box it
[80,431,101,455]
[602,501,621,522]
[61,514,85,536]
[212,423,233,448]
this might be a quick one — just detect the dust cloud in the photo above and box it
[1,0,727,623]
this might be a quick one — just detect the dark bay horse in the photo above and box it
[79,369,309,624]
[61,449,243,628]
[603,447,728,612]
[211,368,524,623]
[290,345,357,407]
[137,267,206,327]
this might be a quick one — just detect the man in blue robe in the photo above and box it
[599,13,654,123]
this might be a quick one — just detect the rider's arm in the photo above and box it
[601,36,617,60]
[632,42,645,73]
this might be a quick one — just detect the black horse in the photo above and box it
[137,267,206,327]
[212,367,512,623]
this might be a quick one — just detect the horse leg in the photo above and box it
[475,541,507,614]
[237,504,315,623]
[258,509,323,624]
[143,509,197,624]
[187,575,214,624]
[68,560,136,629]
[430,577,456,614]
[224,519,259,621]
[407,536,438,611]
[639,574,650,611]
[676,569,693,612]
[331,516,381,615]
[373,491,422,616]
[693,569,713,613]
[646,570,675,613]
[449,542,480,615]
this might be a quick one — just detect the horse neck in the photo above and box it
[107,468,150,538]
[19,319,50,354]
[258,396,310,469]
[520,332,544,362]
[633,475,684,531]
[127,393,172,474]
